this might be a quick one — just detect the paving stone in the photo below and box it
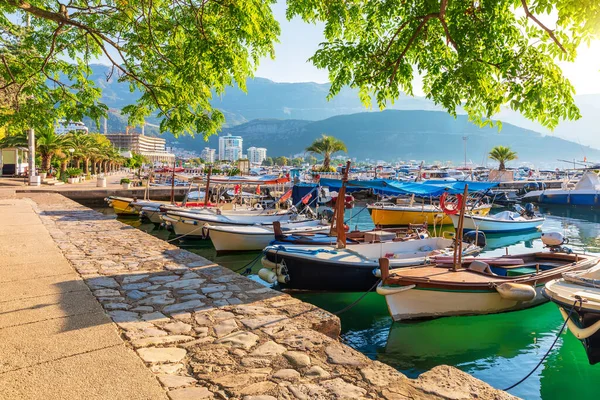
[180,294,205,301]
[88,277,119,289]
[227,298,243,305]
[200,284,226,294]
[177,290,198,295]
[137,347,187,363]
[250,341,287,357]
[122,274,149,284]
[305,366,330,379]
[241,357,273,368]
[163,321,192,334]
[163,300,205,314]
[150,363,185,374]
[321,378,367,398]
[122,282,152,291]
[141,312,170,323]
[103,302,131,310]
[157,374,197,388]
[108,310,139,323]
[164,278,206,289]
[240,315,288,330]
[215,331,260,350]
[131,306,154,312]
[325,345,366,366]
[93,289,120,297]
[242,396,277,400]
[148,275,180,284]
[284,351,311,368]
[138,295,175,306]
[272,369,301,381]
[167,386,212,400]
[214,319,238,338]
[126,290,147,300]
[132,335,194,348]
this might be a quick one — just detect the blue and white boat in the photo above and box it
[522,171,600,206]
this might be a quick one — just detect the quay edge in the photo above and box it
[3,191,517,400]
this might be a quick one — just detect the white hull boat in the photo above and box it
[449,210,544,233]
[207,221,330,252]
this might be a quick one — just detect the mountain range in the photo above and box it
[82,64,600,164]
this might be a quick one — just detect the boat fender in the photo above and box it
[558,307,600,339]
[261,256,277,269]
[277,274,290,284]
[373,268,381,278]
[260,257,286,275]
[496,283,536,302]
[258,268,277,284]
[376,284,416,296]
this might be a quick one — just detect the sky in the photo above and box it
[255,1,600,96]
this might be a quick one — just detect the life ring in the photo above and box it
[254,203,263,210]
[440,192,463,215]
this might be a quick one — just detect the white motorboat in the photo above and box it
[160,210,303,238]
[544,262,600,365]
[449,209,544,233]
[207,220,330,253]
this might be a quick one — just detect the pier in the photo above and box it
[0,189,515,399]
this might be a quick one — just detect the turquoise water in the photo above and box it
[104,205,600,400]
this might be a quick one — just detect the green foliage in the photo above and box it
[1,0,280,137]
[306,155,318,165]
[120,178,131,184]
[287,0,600,130]
[305,134,347,170]
[66,167,82,177]
[274,156,288,166]
[489,145,518,171]
[227,168,241,176]
[262,157,274,166]
[291,157,304,167]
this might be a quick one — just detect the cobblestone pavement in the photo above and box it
[19,193,516,400]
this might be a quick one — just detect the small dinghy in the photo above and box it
[378,233,597,321]
[449,204,544,233]
[544,236,600,364]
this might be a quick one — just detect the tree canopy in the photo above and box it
[306,134,347,170]
[287,0,600,130]
[1,0,279,136]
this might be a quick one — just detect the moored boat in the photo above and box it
[377,250,597,321]
[544,264,600,364]
[368,202,491,226]
[449,208,544,233]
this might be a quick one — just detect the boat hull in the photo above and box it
[264,251,379,292]
[369,205,490,227]
[107,197,138,216]
[522,190,600,206]
[449,214,544,233]
[380,284,546,321]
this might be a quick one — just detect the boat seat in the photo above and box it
[467,261,496,276]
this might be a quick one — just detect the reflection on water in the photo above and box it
[99,204,600,400]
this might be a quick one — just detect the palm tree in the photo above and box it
[66,131,97,173]
[489,146,517,171]
[305,134,347,171]
[36,128,68,172]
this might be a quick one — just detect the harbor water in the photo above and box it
[100,204,600,400]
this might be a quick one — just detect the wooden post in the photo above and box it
[453,185,469,271]
[336,161,351,249]
[273,221,283,239]
[170,158,176,204]
[204,165,212,209]
[379,257,390,282]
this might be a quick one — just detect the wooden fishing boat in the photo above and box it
[207,220,330,253]
[449,210,544,233]
[544,264,600,364]
[368,202,491,226]
[377,251,598,321]
[104,196,161,216]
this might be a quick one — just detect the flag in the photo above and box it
[256,185,261,194]
[234,184,241,194]
[301,193,312,205]
[279,189,292,203]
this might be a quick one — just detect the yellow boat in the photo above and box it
[368,202,491,226]
[105,196,139,216]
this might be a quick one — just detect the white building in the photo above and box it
[218,133,243,161]
[201,147,216,163]
[55,120,89,135]
[247,147,267,165]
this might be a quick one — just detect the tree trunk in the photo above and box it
[323,153,330,171]
[499,161,505,171]
[60,160,67,177]
[84,158,90,174]
[41,153,52,171]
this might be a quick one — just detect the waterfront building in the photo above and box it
[201,147,216,163]
[219,133,243,161]
[55,120,89,135]
[104,132,175,164]
[247,147,267,165]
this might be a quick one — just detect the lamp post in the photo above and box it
[462,136,468,169]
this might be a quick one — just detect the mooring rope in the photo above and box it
[503,298,580,391]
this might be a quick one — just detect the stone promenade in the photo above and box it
[0,191,515,400]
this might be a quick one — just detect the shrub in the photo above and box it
[120,178,131,184]
[66,168,82,178]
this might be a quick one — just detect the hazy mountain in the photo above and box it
[166,110,600,166]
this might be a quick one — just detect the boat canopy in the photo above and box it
[574,172,600,191]
[320,178,497,197]
[192,175,290,185]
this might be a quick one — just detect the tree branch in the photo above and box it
[389,15,435,84]
[520,0,566,52]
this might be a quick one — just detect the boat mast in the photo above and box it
[170,158,176,204]
[452,185,469,271]
[335,161,351,249]
[204,165,212,209]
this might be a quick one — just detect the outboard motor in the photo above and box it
[463,231,487,248]
[524,203,535,218]
[541,232,571,253]
[317,207,335,222]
